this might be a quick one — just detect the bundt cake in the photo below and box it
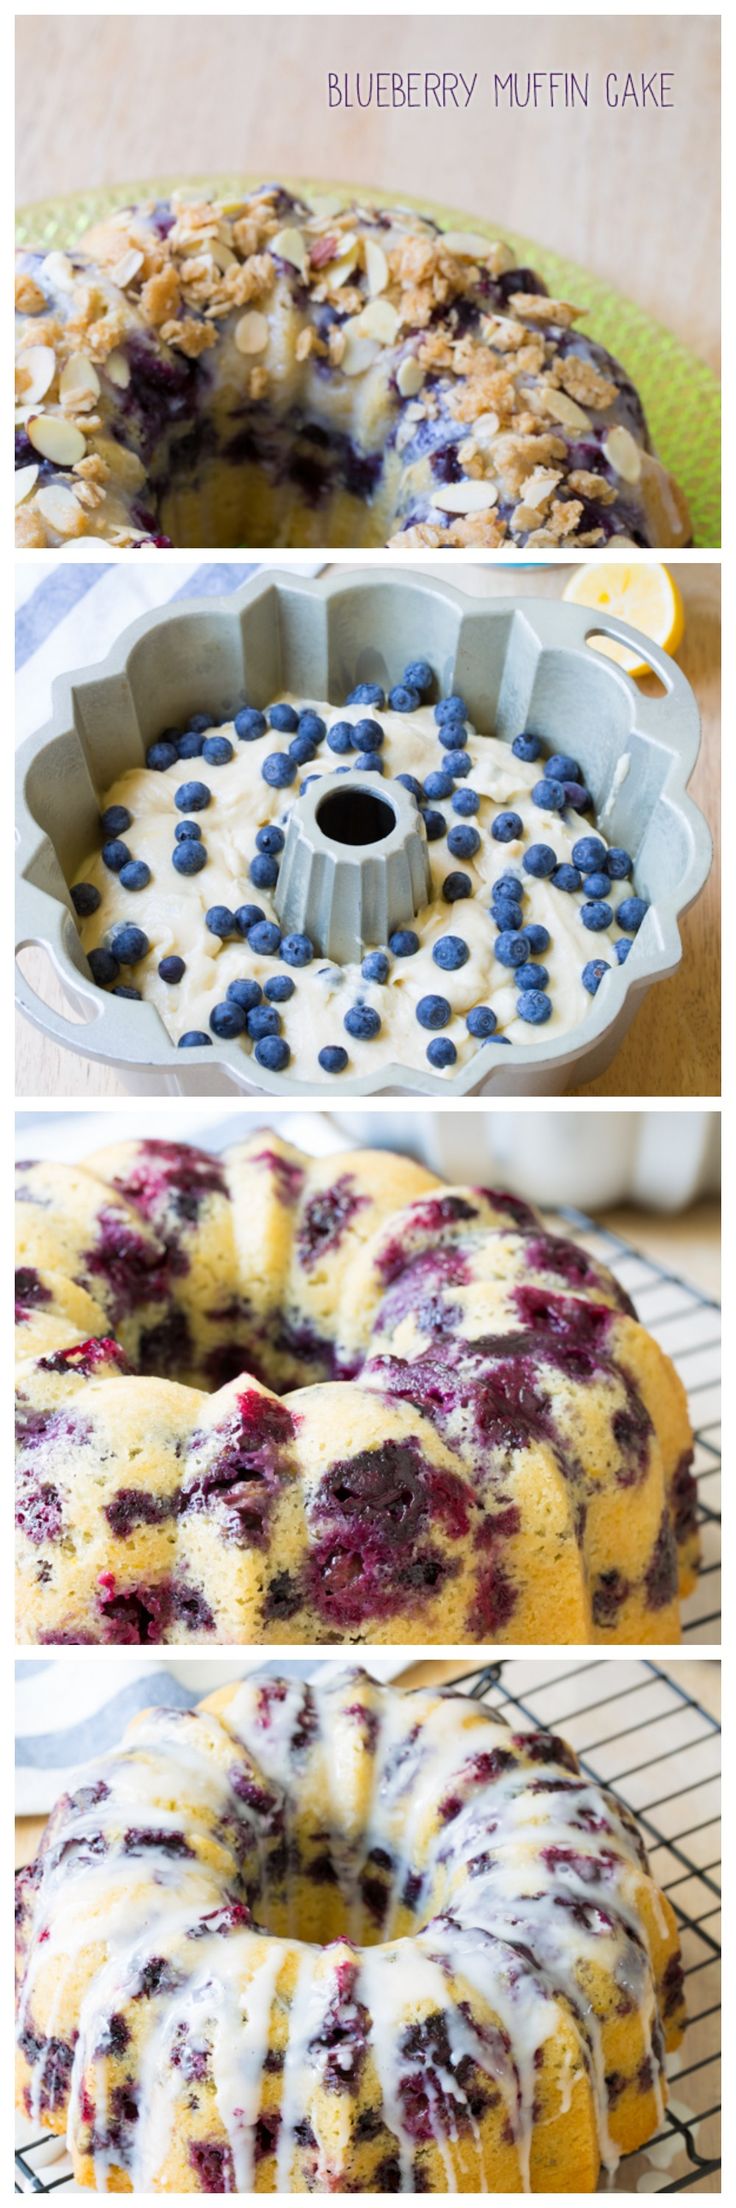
[15,1665,687,2192]
[15,1133,697,1645]
[69,668,652,1080]
[15,185,690,549]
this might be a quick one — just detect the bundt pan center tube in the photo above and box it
[15,567,710,1097]
[15,1666,687,2192]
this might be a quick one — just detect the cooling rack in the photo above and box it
[15,1657,721,2194]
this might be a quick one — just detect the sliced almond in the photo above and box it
[547,389,592,432]
[325,254,359,292]
[110,249,144,290]
[397,355,425,399]
[211,239,237,272]
[271,227,308,275]
[35,483,84,536]
[431,480,498,515]
[59,355,101,402]
[472,410,501,444]
[359,299,400,345]
[440,229,498,260]
[364,238,389,297]
[339,322,381,378]
[105,350,131,390]
[15,345,56,407]
[603,426,642,484]
[28,415,87,466]
[40,250,75,294]
[234,310,270,356]
[14,463,39,507]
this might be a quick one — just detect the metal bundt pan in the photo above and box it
[15,567,711,1097]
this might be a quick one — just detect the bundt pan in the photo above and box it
[15,567,710,1097]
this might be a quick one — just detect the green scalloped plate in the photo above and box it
[17,174,721,547]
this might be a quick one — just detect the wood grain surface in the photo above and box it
[15,15,719,370]
[15,562,720,1101]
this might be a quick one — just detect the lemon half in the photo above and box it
[562,562,684,677]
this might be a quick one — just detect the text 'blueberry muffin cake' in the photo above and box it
[69,661,653,1081]
[15,185,690,549]
[15,1134,697,1645]
[15,1666,687,2192]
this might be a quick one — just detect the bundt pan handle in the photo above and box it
[15,568,711,1097]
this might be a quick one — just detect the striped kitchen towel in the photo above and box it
[15,558,325,748]
[16,1656,407,1814]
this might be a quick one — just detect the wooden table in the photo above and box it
[15,563,720,1099]
[15,16,719,371]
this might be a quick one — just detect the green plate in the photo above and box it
[17,174,721,547]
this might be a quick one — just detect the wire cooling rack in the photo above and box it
[15,1658,721,2194]
[557,1204,721,1645]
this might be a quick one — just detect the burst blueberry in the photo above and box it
[362,951,390,983]
[100,805,132,836]
[178,1030,212,1048]
[617,897,649,932]
[427,1036,457,1068]
[442,871,472,901]
[344,1004,382,1039]
[582,959,611,994]
[203,734,234,765]
[447,824,480,860]
[262,752,297,788]
[158,955,185,983]
[496,930,528,968]
[512,732,541,762]
[226,978,263,1012]
[492,810,523,843]
[210,1000,247,1039]
[205,906,236,939]
[523,844,557,879]
[248,920,281,956]
[71,882,100,916]
[581,900,614,931]
[466,1005,497,1037]
[235,707,267,741]
[109,924,149,965]
[175,780,210,812]
[119,861,151,891]
[388,929,419,957]
[318,1045,348,1074]
[146,740,177,771]
[517,989,552,1024]
[416,994,451,1030]
[433,935,469,971]
[102,839,130,873]
[268,703,299,733]
[172,840,207,875]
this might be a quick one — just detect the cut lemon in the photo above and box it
[561,562,684,677]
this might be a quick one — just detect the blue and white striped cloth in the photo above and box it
[16,1655,406,1813]
[15,559,324,748]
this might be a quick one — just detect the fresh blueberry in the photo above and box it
[119,861,151,892]
[268,703,299,733]
[146,740,177,771]
[188,714,212,734]
[174,819,202,842]
[177,730,205,759]
[615,937,632,963]
[262,752,297,788]
[551,863,582,893]
[172,840,207,875]
[582,959,611,994]
[496,930,529,968]
[289,733,316,765]
[422,809,447,841]
[249,853,279,890]
[178,1030,212,1047]
[71,881,101,916]
[347,683,385,708]
[433,935,469,971]
[580,900,614,931]
[511,732,541,762]
[388,684,421,712]
[434,695,467,723]
[442,872,472,901]
[523,844,557,879]
[226,978,263,1012]
[546,753,581,781]
[88,947,119,986]
[101,839,130,873]
[492,810,523,842]
[109,923,149,965]
[617,896,649,932]
[247,1004,281,1039]
[396,773,423,802]
[298,712,326,743]
[174,780,210,812]
[403,660,433,695]
[362,950,390,983]
[265,974,295,1003]
[447,824,480,860]
[235,707,267,741]
[327,721,355,754]
[356,754,384,775]
[388,929,419,956]
[522,923,551,955]
[605,847,633,880]
[158,955,185,983]
[318,1044,348,1074]
[532,778,566,812]
[280,933,313,967]
[248,920,282,956]
[516,962,549,990]
[427,1036,457,1068]
[112,984,142,1000]
[205,906,236,939]
[416,994,451,1029]
[210,1000,247,1039]
[563,782,592,812]
[203,735,234,766]
[517,989,552,1024]
[235,905,265,935]
[100,805,132,836]
[572,835,607,873]
[448,751,472,778]
[255,824,285,854]
[344,1004,382,1039]
[466,1005,497,1037]
[492,898,524,931]
[255,1036,291,1071]
[582,871,611,899]
[496,873,523,896]
[354,719,383,751]
[438,722,468,751]
[452,786,480,816]
[424,770,454,801]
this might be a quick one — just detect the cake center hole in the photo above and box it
[316,788,396,848]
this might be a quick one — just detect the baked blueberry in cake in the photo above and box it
[68,662,654,1081]
[15,1132,697,1645]
[15,1666,687,2191]
[15,186,690,548]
